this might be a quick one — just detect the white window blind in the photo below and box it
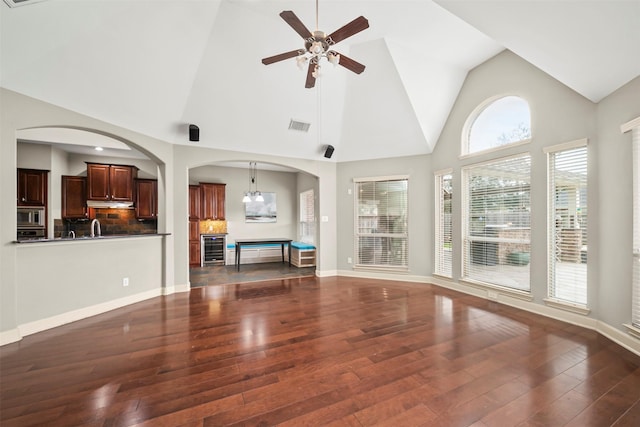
[632,127,640,328]
[546,142,588,306]
[435,171,453,277]
[355,177,408,270]
[299,189,315,244]
[462,154,531,291]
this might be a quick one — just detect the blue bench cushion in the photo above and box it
[292,242,315,250]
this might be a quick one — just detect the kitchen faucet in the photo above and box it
[90,219,101,238]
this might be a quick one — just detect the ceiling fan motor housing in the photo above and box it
[306,31,330,55]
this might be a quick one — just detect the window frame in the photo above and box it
[461,94,532,158]
[461,153,532,296]
[299,189,315,244]
[543,139,590,314]
[353,175,409,272]
[622,116,640,338]
[434,169,453,278]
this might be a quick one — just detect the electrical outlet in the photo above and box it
[122,277,129,287]
[347,257,352,264]
[487,290,498,300]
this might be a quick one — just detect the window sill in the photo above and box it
[353,265,409,274]
[459,278,533,301]
[623,323,640,340]
[459,138,531,161]
[543,298,590,316]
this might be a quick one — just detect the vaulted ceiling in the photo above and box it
[2,1,638,162]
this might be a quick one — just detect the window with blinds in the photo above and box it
[462,154,531,291]
[435,171,453,277]
[299,189,315,244]
[546,141,588,307]
[355,176,408,270]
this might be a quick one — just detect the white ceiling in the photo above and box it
[2,0,638,163]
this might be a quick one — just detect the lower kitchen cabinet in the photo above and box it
[189,219,200,267]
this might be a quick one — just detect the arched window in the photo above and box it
[464,95,531,155]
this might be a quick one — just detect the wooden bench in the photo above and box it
[291,242,316,268]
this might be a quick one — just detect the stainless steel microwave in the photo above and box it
[17,206,45,229]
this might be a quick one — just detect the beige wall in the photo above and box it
[2,51,640,353]
[1,88,337,344]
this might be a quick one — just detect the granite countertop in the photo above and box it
[14,233,170,244]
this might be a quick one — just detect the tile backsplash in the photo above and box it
[55,208,157,238]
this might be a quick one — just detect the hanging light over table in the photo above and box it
[243,162,264,203]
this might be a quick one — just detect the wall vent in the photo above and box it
[3,0,48,7]
[288,119,311,133]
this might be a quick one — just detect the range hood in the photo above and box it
[87,200,134,209]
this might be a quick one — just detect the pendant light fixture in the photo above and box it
[243,162,264,203]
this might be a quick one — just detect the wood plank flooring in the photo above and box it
[1,276,639,426]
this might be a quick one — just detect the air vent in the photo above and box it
[288,119,311,133]
[3,0,47,7]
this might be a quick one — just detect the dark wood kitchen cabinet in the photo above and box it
[61,175,88,219]
[189,219,201,267]
[200,182,226,220]
[17,168,48,206]
[189,185,201,267]
[86,163,138,202]
[189,185,201,219]
[135,179,157,219]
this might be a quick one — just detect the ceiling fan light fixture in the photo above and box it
[328,52,340,66]
[296,55,308,69]
[311,41,324,54]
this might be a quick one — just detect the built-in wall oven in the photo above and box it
[201,234,226,266]
[17,207,45,240]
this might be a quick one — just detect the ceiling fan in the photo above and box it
[261,0,369,89]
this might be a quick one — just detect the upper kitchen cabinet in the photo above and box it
[17,168,48,206]
[200,183,226,220]
[61,176,88,219]
[189,185,201,220]
[135,179,157,220]
[86,163,138,202]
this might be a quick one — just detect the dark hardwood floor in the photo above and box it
[1,276,639,426]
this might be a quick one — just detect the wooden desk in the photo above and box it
[235,238,292,271]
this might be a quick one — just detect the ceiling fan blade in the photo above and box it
[333,52,366,74]
[262,49,304,65]
[326,16,369,45]
[305,62,316,89]
[280,11,313,40]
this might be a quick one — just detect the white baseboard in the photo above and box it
[316,269,338,277]
[173,283,191,293]
[1,288,165,346]
[0,328,22,346]
[340,271,640,357]
[4,274,638,357]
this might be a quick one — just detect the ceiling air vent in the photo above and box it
[288,119,311,133]
[3,0,48,7]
